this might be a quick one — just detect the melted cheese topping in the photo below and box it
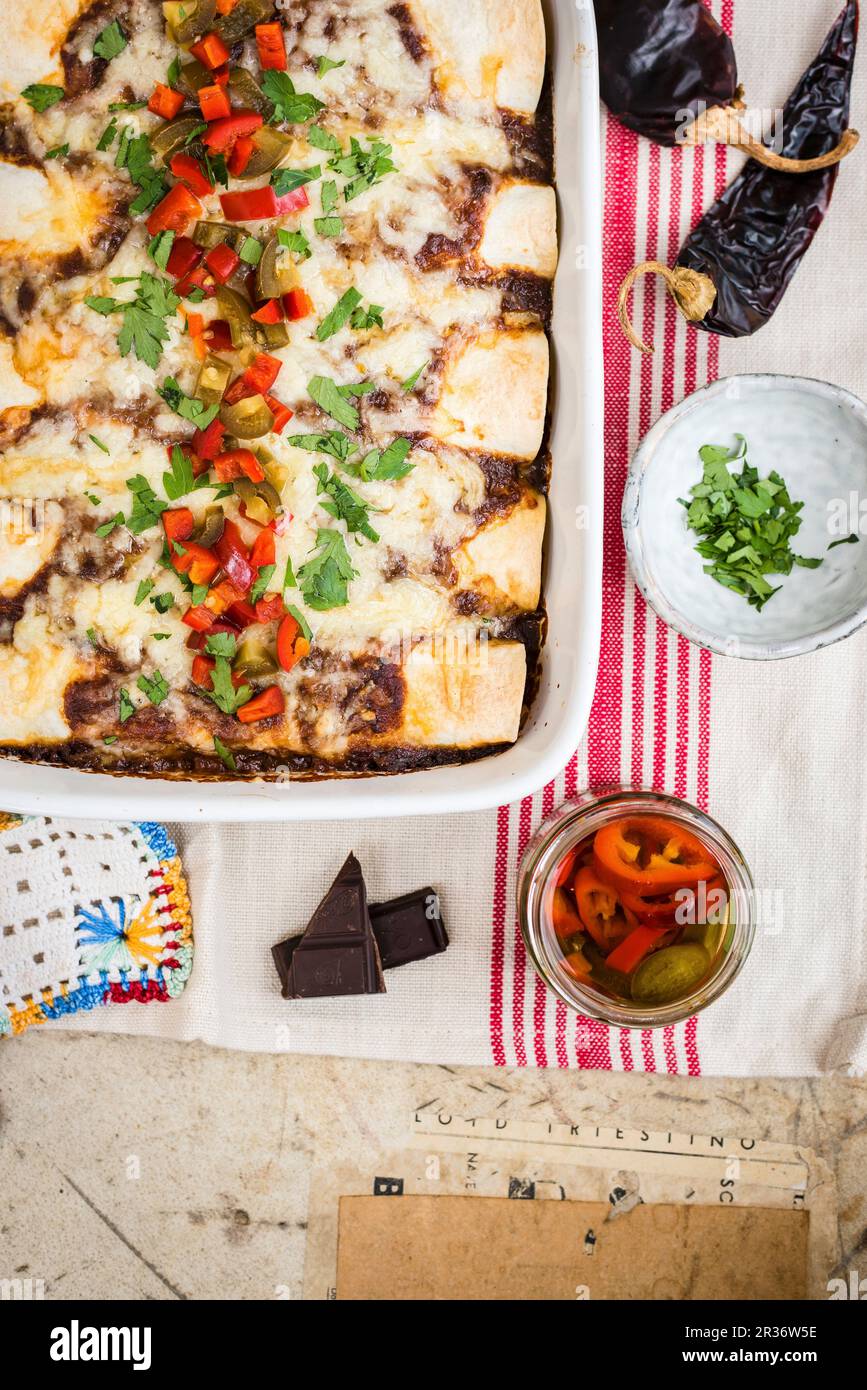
[0,0,552,761]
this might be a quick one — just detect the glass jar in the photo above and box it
[517,789,756,1028]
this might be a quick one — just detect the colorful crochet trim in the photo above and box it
[0,819,193,1038]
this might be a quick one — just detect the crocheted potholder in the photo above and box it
[0,816,193,1038]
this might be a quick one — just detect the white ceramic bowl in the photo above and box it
[622,374,867,661]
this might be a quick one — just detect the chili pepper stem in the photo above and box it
[681,90,860,173]
[617,262,717,355]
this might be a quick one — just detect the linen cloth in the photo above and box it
[52,0,867,1075]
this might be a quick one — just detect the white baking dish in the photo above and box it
[0,0,603,822]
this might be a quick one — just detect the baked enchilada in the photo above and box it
[0,0,555,777]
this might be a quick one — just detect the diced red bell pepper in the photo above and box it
[274,185,310,215]
[283,288,314,321]
[147,183,202,236]
[221,375,255,407]
[166,235,202,280]
[227,136,255,177]
[190,32,230,71]
[226,598,259,628]
[237,685,285,723]
[213,448,263,483]
[255,22,287,71]
[242,352,282,395]
[216,0,239,13]
[250,297,283,325]
[174,263,217,298]
[203,319,234,354]
[277,614,309,673]
[215,520,255,593]
[250,529,276,569]
[162,507,195,544]
[173,539,221,586]
[205,242,241,284]
[193,417,226,461]
[198,84,232,122]
[212,64,230,87]
[183,604,216,632]
[204,579,245,616]
[191,654,247,691]
[219,186,278,221]
[255,592,285,623]
[264,393,293,434]
[170,152,214,198]
[148,83,185,120]
[204,112,263,154]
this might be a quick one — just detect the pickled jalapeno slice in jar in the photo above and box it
[546,813,730,1006]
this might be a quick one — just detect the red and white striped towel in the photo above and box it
[54,0,867,1076]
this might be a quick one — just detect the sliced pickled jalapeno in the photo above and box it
[233,476,281,523]
[215,0,274,45]
[227,67,275,120]
[151,116,205,162]
[196,354,233,404]
[254,235,299,300]
[235,636,278,678]
[254,320,290,350]
[175,58,215,100]
[631,943,711,1005]
[215,286,256,348]
[163,0,217,45]
[193,221,239,251]
[194,507,226,548]
[220,393,275,439]
[239,127,295,179]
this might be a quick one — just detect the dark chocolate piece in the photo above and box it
[274,853,385,1000]
[369,888,448,970]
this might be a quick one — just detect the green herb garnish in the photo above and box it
[358,437,414,482]
[271,165,321,196]
[148,229,175,270]
[250,564,277,604]
[401,361,428,393]
[126,474,167,534]
[89,434,110,454]
[681,436,823,611]
[213,735,236,771]
[158,381,220,433]
[119,688,135,723]
[314,216,343,237]
[314,464,378,542]
[828,533,861,550]
[45,143,69,160]
[135,579,155,606]
[137,670,170,706]
[316,288,362,342]
[93,20,127,61]
[86,272,179,370]
[261,70,324,124]
[205,631,237,660]
[316,56,346,79]
[95,512,125,538]
[206,658,252,716]
[307,375,360,430]
[298,528,358,611]
[22,84,64,112]
[277,228,311,260]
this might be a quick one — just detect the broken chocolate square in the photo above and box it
[272,853,386,1000]
[369,888,449,969]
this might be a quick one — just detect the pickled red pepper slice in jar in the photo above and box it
[592,816,718,894]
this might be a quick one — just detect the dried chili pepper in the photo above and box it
[597,0,858,172]
[618,0,860,352]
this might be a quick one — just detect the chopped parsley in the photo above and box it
[307,375,360,430]
[206,659,252,716]
[104,734,119,744]
[314,216,343,237]
[350,302,383,331]
[271,165,321,196]
[286,430,356,463]
[828,533,861,550]
[158,381,220,432]
[277,228,311,260]
[282,556,296,591]
[148,229,175,270]
[93,20,127,61]
[96,116,118,151]
[45,143,69,160]
[108,99,148,112]
[314,464,379,542]
[250,565,276,604]
[152,632,171,641]
[134,578,155,607]
[86,272,180,371]
[163,443,204,503]
[680,436,823,611]
[126,474,167,534]
[119,688,135,723]
[316,56,346,79]
[137,670,170,707]
[309,125,342,153]
[213,735,236,771]
[317,288,362,342]
[328,136,396,202]
[116,131,167,214]
[95,512,125,538]
[298,529,358,611]
[151,591,175,614]
[86,627,99,646]
[22,84,64,112]
[358,438,414,482]
[402,361,429,393]
[85,492,101,506]
[261,70,324,124]
[320,180,339,215]
[204,631,237,660]
[89,434,110,454]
